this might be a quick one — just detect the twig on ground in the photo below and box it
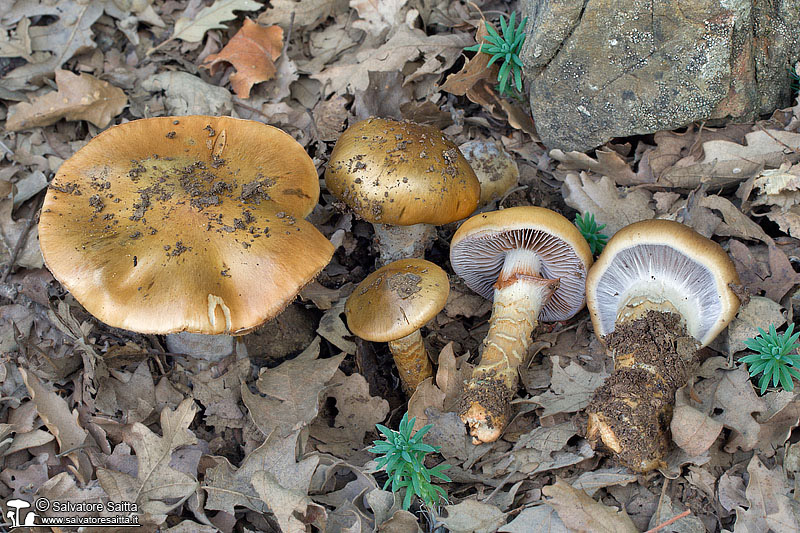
[644,510,691,533]
[1,192,44,283]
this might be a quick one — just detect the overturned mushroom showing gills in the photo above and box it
[325,118,480,266]
[450,207,593,443]
[584,219,740,472]
[38,116,334,356]
[346,259,449,392]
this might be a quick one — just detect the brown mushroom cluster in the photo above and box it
[40,114,745,477]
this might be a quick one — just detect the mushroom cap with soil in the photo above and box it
[346,258,449,392]
[325,118,480,264]
[39,116,334,336]
[586,218,741,347]
[450,206,593,443]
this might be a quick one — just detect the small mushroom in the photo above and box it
[325,118,480,266]
[38,116,334,358]
[450,207,593,443]
[584,219,741,472]
[346,259,449,393]
[458,139,519,208]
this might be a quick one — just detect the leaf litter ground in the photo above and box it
[1,0,800,532]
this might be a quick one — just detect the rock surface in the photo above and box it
[520,0,800,152]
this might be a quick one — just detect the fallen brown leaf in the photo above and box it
[96,399,199,523]
[561,172,654,237]
[543,478,638,533]
[202,18,283,98]
[436,499,507,533]
[20,368,89,472]
[734,455,799,532]
[6,70,127,131]
[204,429,320,527]
[242,337,345,437]
[729,240,800,301]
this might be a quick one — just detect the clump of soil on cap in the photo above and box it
[387,272,422,299]
[584,310,699,470]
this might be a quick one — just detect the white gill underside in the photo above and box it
[592,243,722,342]
[451,228,586,322]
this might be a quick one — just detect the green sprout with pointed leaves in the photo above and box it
[740,323,800,394]
[369,413,451,511]
[464,12,528,96]
[574,212,609,255]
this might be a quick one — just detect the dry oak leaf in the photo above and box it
[152,0,263,51]
[96,399,199,521]
[550,148,645,186]
[542,478,638,533]
[692,359,767,453]
[190,357,249,431]
[734,455,799,532]
[660,129,800,189]
[258,0,349,30]
[312,25,472,95]
[309,370,389,456]
[499,505,568,533]
[242,337,345,437]
[6,70,127,131]
[204,430,319,527]
[561,172,654,237]
[530,356,609,417]
[202,18,283,99]
[20,368,89,471]
[437,499,507,533]
[1,1,104,91]
[729,240,800,302]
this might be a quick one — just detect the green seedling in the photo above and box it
[369,413,451,511]
[740,323,800,394]
[465,12,528,96]
[574,212,609,255]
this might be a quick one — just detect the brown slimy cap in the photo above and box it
[450,206,593,321]
[345,258,450,342]
[324,118,480,225]
[586,219,740,347]
[39,116,334,335]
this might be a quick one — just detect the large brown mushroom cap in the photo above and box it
[450,206,593,322]
[324,118,480,226]
[586,219,740,347]
[346,259,449,342]
[39,116,334,335]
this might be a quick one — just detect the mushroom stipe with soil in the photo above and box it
[450,207,593,443]
[583,219,741,472]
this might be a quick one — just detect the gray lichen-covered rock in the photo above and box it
[521,0,800,152]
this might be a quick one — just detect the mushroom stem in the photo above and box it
[166,332,234,361]
[584,310,695,472]
[373,223,436,267]
[387,329,434,392]
[460,249,559,444]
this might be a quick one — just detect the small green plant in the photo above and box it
[574,212,609,255]
[369,413,451,511]
[790,65,799,96]
[464,12,528,96]
[740,323,800,394]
